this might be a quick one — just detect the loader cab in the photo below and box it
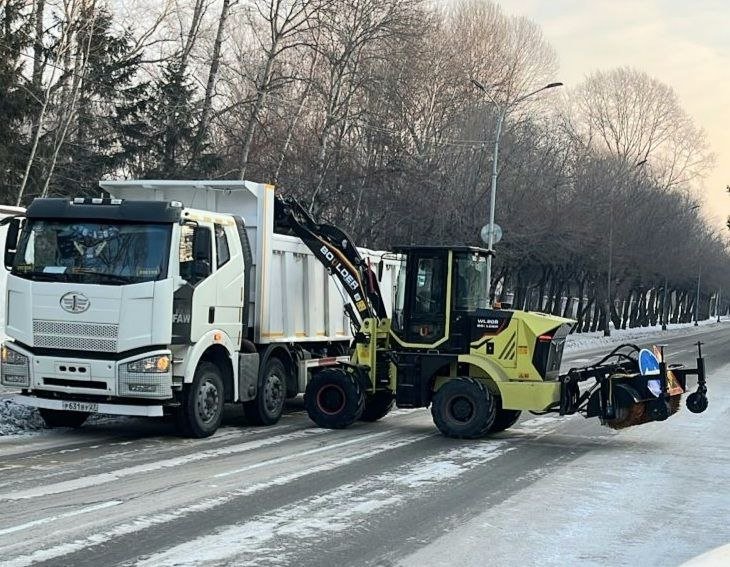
[390,246,491,351]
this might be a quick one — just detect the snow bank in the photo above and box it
[0,397,45,436]
[565,318,722,352]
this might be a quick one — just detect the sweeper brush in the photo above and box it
[557,342,708,430]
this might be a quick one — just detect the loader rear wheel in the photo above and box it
[305,368,364,429]
[243,357,287,426]
[38,408,89,429]
[489,400,522,433]
[431,377,496,439]
[360,391,395,422]
[177,362,224,438]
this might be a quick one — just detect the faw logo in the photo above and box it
[173,311,191,324]
[60,292,90,314]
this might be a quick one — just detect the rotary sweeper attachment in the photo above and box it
[556,342,709,430]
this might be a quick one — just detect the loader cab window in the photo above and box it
[180,223,212,285]
[414,257,445,315]
[393,251,448,344]
[455,253,489,311]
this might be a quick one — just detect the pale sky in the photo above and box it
[505,0,729,229]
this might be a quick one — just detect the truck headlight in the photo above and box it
[1,345,30,387]
[2,345,28,366]
[126,354,171,374]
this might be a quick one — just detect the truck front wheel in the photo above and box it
[305,368,364,429]
[243,357,287,426]
[38,408,89,429]
[177,362,224,438]
[431,377,496,439]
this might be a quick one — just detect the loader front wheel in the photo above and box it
[431,377,496,439]
[489,397,522,433]
[360,391,395,422]
[305,368,364,429]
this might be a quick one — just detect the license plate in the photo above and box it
[61,401,99,413]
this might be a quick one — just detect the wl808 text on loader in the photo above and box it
[276,197,710,438]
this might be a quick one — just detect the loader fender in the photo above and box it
[456,354,561,411]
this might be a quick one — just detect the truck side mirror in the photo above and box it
[4,217,22,269]
[377,259,384,282]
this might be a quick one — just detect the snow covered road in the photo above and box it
[0,323,728,566]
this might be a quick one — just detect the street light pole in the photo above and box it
[485,109,505,303]
[694,264,701,326]
[604,208,613,336]
[716,289,721,323]
[471,80,563,304]
[662,275,668,331]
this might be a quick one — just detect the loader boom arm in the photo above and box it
[274,196,388,325]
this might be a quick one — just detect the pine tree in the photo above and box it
[0,1,33,203]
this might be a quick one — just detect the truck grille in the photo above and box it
[33,320,119,352]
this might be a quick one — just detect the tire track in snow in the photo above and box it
[134,441,514,567]
[3,431,430,567]
[0,428,332,502]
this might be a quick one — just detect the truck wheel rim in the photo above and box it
[197,379,220,424]
[264,373,284,414]
[317,384,346,415]
[447,395,474,424]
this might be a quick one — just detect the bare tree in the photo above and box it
[569,67,714,190]
[236,0,327,179]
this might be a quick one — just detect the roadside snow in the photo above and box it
[565,318,722,352]
[0,398,45,436]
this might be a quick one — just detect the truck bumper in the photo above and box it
[12,394,164,417]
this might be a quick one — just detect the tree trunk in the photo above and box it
[191,0,231,165]
[239,43,278,179]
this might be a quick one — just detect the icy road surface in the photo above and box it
[0,324,728,566]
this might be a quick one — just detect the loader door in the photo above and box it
[392,250,451,347]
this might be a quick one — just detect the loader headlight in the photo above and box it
[126,354,171,374]
[2,345,28,366]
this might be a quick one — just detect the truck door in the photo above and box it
[178,221,217,342]
[213,222,245,346]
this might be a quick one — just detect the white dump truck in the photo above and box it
[1,181,398,436]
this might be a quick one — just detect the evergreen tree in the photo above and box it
[0,1,32,203]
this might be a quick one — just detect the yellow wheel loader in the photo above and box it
[276,197,709,439]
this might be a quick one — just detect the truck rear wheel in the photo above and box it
[360,391,395,422]
[177,362,224,438]
[243,357,287,426]
[305,368,364,429]
[38,408,89,429]
[431,377,496,439]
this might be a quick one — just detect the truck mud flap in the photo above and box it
[238,352,260,401]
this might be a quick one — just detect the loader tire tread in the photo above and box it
[431,377,496,439]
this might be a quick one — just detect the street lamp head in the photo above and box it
[545,82,564,89]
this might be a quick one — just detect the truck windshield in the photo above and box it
[12,220,171,285]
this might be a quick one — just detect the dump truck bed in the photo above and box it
[100,180,397,344]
